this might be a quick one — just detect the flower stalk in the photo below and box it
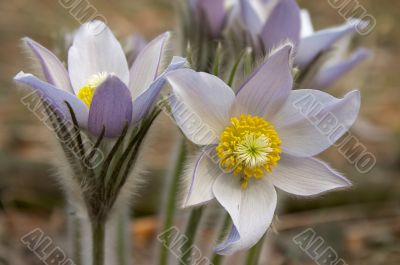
[179,206,204,265]
[158,138,187,265]
[244,235,266,265]
[91,221,106,265]
[211,213,231,265]
[117,210,130,265]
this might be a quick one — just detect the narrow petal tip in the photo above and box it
[347,89,361,111]
[14,71,26,80]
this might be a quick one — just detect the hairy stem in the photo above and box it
[227,49,246,87]
[211,213,232,265]
[72,217,82,265]
[244,235,266,265]
[91,221,105,265]
[158,138,187,265]
[117,210,130,265]
[179,206,204,265]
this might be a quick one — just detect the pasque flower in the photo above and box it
[232,0,370,90]
[166,44,360,254]
[14,20,184,138]
[191,0,369,90]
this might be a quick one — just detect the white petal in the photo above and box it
[232,44,293,118]
[271,89,360,157]
[183,147,221,207]
[167,69,235,145]
[212,175,242,230]
[270,154,351,196]
[23,38,73,93]
[213,175,277,255]
[129,32,172,100]
[68,21,129,94]
[300,9,314,38]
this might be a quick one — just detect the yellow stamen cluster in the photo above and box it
[77,86,95,107]
[77,72,108,107]
[216,114,281,189]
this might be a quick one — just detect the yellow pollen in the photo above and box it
[216,114,281,189]
[77,72,108,107]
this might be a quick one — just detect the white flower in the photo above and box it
[15,21,185,138]
[166,43,360,255]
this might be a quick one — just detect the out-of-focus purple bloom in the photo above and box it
[190,0,228,37]
[307,47,370,90]
[235,0,301,52]
[296,11,366,67]
[227,1,370,89]
[15,21,185,138]
[296,11,371,89]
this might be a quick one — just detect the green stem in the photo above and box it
[213,43,222,76]
[158,138,187,265]
[180,207,204,265]
[244,235,266,265]
[117,210,129,265]
[92,221,105,265]
[227,49,246,87]
[72,217,82,265]
[211,213,232,265]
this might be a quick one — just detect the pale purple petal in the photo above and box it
[261,0,301,52]
[14,72,88,127]
[213,175,277,255]
[311,48,370,90]
[214,225,240,254]
[232,44,293,118]
[68,20,129,94]
[129,32,172,100]
[88,76,132,138]
[270,154,351,196]
[296,20,361,68]
[23,37,73,93]
[167,69,235,145]
[271,89,360,157]
[183,146,220,208]
[131,57,186,124]
[195,0,226,37]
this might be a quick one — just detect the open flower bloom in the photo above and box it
[14,20,185,138]
[227,0,370,90]
[166,44,360,254]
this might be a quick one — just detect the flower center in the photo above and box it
[216,114,281,189]
[77,72,108,107]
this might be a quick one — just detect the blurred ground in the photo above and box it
[0,0,399,264]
